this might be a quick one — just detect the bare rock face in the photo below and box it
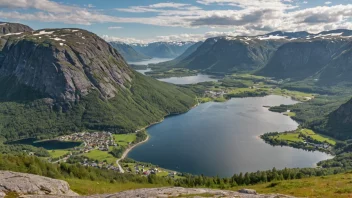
[0,22,33,35]
[0,171,78,197]
[0,28,133,102]
[85,187,295,198]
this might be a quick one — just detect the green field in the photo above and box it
[276,132,304,142]
[113,134,137,146]
[49,149,69,158]
[231,172,352,198]
[67,179,166,195]
[83,148,117,164]
[269,129,336,146]
[301,129,336,145]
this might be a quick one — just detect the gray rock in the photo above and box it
[85,187,295,198]
[0,171,78,197]
[239,189,257,194]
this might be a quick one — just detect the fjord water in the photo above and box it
[128,95,332,177]
[158,74,218,84]
[128,57,173,65]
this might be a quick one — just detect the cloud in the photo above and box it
[108,26,123,29]
[325,2,332,5]
[0,0,76,13]
[0,0,351,41]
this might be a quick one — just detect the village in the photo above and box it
[51,132,182,178]
[57,131,117,153]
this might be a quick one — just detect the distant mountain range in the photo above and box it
[110,41,196,62]
[157,29,352,85]
[131,42,195,59]
[109,41,150,62]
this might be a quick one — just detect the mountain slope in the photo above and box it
[132,42,195,58]
[109,42,150,62]
[257,36,352,83]
[0,26,196,141]
[324,98,352,139]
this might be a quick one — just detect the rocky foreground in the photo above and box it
[0,171,295,198]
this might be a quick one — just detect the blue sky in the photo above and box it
[0,0,351,43]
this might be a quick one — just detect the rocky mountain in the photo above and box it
[109,41,150,62]
[0,24,196,140]
[0,22,33,35]
[132,41,195,58]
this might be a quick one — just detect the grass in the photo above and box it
[113,134,137,146]
[270,129,336,146]
[67,179,167,195]
[231,172,352,198]
[83,149,117,164]
[300,129,336,145]
[49,149,69,158]
[276,132,304,143]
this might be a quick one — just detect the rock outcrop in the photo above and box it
[0,171,78,197]
[0,22,33,35]
[0,171,295,198]
[86,187,294,198]
[0,28,133,102]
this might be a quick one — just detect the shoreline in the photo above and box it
[116,134,150,173]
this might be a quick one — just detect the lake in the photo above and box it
[128,95,332,177]
[8,138,81,150]
[128,58,173,65]
[158,74,219,85]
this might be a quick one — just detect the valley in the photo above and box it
[1,20,352,198]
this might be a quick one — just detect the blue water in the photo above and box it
[158,74,218,85]
[128,95,332,177]
[8,138,81,150]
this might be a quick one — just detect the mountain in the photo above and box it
[132,42,195,58]
[150,41,203,68]
[257,36,352,84]
[158,29,352,77]
[164,36,284,73]
[0,22,33,35]
[322,98,352,139]
[109,41,150,62]
[0,25,196,141]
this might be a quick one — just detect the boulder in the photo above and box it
[0,171,78,197]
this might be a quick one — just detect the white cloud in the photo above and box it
[0,0,75,13]
[0,0,351,42]
[325,2,332,5]
[108,26,123,29]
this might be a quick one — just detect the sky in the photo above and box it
[0,0,351,44]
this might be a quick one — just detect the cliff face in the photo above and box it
[0,22,33,35]
[0,29,133,102]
